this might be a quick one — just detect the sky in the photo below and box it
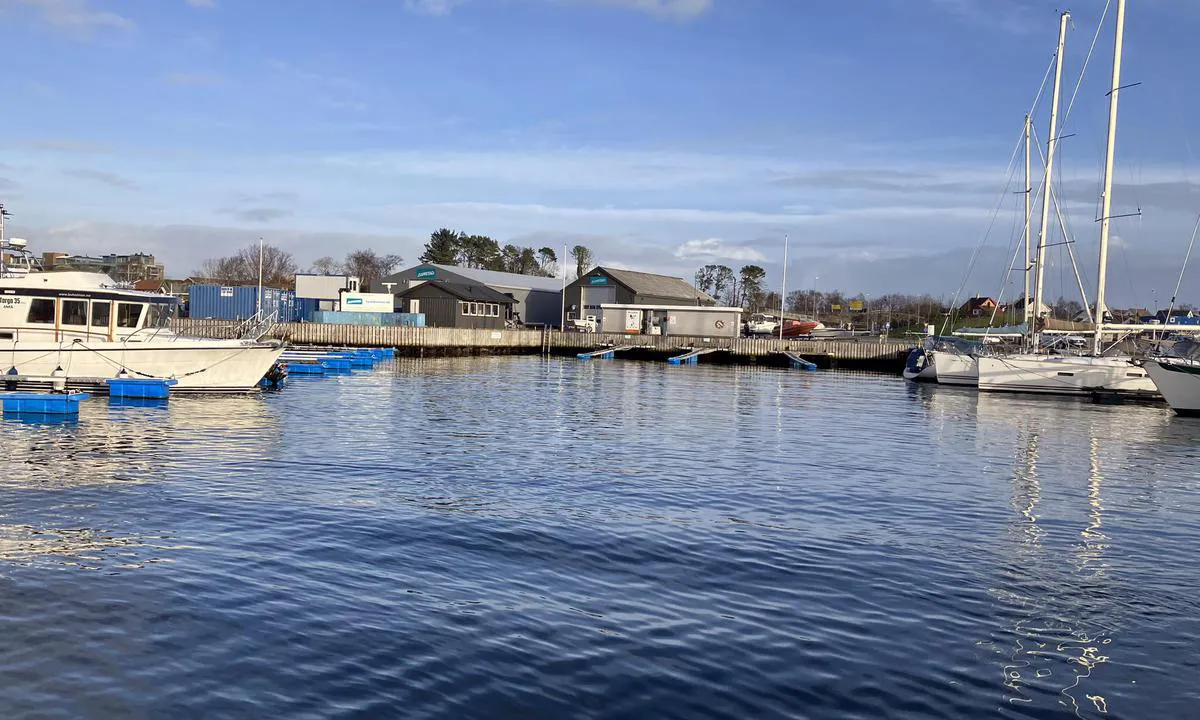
[2,0,1200,308]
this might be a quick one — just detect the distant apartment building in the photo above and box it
[43,252,166,284]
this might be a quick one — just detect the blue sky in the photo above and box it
[2,0,1200,307]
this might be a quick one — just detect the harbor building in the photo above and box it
[563,267,713,321]
[294,273,361,320]
[42,251,165,284]
[563,267,738,336]
[395,281,515,330]
[379,264,562,327]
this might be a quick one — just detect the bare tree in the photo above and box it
[342,249,403,290]
[196,243,298,289]
[309,256,340,275]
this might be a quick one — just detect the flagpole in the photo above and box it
[560,244,567,329]
[257,236,264,317]
[778,233,788,341]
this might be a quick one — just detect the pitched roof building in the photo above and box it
[563,266,716,323]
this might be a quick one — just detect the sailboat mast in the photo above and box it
[1032,11,1070,353]
[1093,0,1127,356]
[1023,114,1033,328]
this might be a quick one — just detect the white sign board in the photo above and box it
[338,292,394,313]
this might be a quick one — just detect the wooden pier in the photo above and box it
[173,320,916,372]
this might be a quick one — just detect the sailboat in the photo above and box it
[977,0,1158,397]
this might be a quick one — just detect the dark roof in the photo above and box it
[398,281,515,304]
[598,267,715,303]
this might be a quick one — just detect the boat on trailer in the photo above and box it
[0,222,284,393]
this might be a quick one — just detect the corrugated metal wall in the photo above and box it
[187,284,291,320]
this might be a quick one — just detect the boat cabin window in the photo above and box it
[27,298,55,324]
[91,301,111,328]
[117,302,144,329]
[61,300,88,326]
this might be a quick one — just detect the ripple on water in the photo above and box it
[0,357,1198,718]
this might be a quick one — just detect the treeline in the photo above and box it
[420,228,596,277]
[693,264,768,309]
[196,244,403,290]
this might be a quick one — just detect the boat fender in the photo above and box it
[50,366,66,394]
[4,366,17,392]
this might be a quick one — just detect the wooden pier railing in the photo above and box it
[171,320,915,367]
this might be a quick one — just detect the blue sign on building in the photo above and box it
[589,275,608,285]
[416,268,437,280]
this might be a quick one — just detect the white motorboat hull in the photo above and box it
[1144,360,1200,415]
[931,351,978,386]
[977,355,1156,396]
[0,337,284,392]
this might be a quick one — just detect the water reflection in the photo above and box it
[0,523,172,570]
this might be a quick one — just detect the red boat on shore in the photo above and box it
[744,313,825,337]
[779,318,824,337]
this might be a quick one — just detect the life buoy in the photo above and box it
[715,320,725,329]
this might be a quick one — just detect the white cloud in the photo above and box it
[674,238,766,262]
[403,0,465,15]
[403,0,713,20]
[11,0,135,36]
[582,0,713,21]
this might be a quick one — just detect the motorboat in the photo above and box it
[780,317,824,337]
[744,313,824,337]
[0,229,284,393]
[744,313,778,335]
[902,346,937,382]
[1143,339,1200,415]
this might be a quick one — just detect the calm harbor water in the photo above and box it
[1,357,1198,718]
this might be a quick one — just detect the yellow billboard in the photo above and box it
[849,299,865,311]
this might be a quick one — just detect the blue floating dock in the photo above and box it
[321,358,353,372]
[109,397,170,409]
[106,378,178,399]
[667,348,723,365]
[779,351,819,371]
[287,362,327,376]
[577,345,633,360]
[2,392,89,414]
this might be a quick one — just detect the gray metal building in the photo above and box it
[563,267,716,324]
[379,264,562,327]
[395,281,515,330]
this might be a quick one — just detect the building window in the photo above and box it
[27,298,55,324]
[460,301,469,315]
[117,302,143,328]
[61,300,88,326]
[91,301,111,328]
[491,304,499,317]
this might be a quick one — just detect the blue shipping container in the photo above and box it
[295,298,320,323]
[187,284,291,320]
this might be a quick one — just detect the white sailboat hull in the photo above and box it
[976,355,1156,396]
[0,336,284,392]
[931,351,978,386]
[902,348,937,381]
[1143,360,1200,415]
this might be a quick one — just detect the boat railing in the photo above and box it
[234,308,280,341]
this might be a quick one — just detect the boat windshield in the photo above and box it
[1166,338,1200,362]
[146,300,178,329]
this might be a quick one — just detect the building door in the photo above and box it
[581,286,616,316]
